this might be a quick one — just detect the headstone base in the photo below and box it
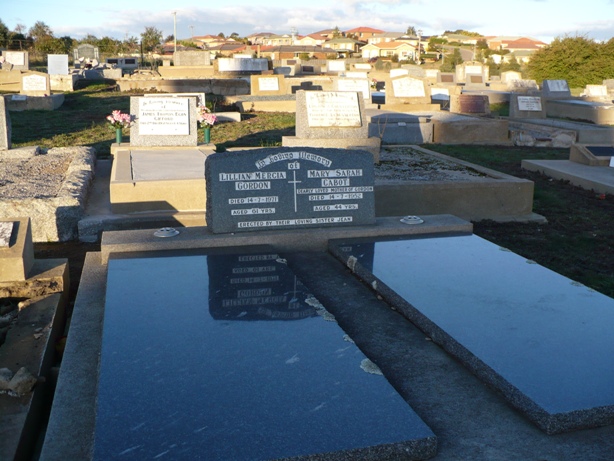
[0,218,34,282]
[380,103,441,112]
[433,118,511,145]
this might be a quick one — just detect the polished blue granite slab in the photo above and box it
[94,250,435,460]
[330,235,614,434]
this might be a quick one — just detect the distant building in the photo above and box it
[360,41,417,60]
[345,26,385,40]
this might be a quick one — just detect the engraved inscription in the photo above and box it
[258,77,280,91]
[138,98,190,136]
[392,78,426,98]
[518,96,542,111]
[305,92,361,127]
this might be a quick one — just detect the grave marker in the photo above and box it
[130,96,198,147]
[0,97,11,149]
[205,147,375,233]
[47,54,69,75]
[3,51,29,70]
[542,80,571,98]
[21,72,50,96]
[510,95,546,119]
[336,77,371,100]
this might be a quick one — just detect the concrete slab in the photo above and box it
[130,148,207,180]
[330,235,614,434]
[522,159,614,195]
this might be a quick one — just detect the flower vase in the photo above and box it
[115,128,123,144]
[203,127,211,144]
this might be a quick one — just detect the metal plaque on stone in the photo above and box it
[205,147,375,233]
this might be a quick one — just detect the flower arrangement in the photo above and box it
[197,104,217,127]
[106,110,133,129]
[370,78,378,89]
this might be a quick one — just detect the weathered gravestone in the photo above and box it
[0,97,11,149]
[509,95,546,119]
[282,90,381,160]
[217,57,268,73]
[326,60,346,73]
[2,51,29,71]
[73,44,99,62]
[205,147,375,233]
[129,96,198,147]
[173,50,211,66]
[541,80,571,99]
[383,76,439,112]
[47,54,69,75]
[450,94,490,115]
[21,72,50,96]
[335,77,371,100]
[250,75,286,96]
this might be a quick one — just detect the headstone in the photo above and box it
[507,79,539,92]
[129,96,198,147]
[542,79,571,98]
[353,63,371,71]
[0,218,34,282]
[143,92,206,106]
[73,44,99,62]
[386,76,431,105]
[509,95,546,119]
[456,62,488,85]
[21,72,50,96]
[501,71,522,83]
[94,247,435,459]
[47,54,69,75]
[250,75,285,95]
[205,147,375,233]
[583,85,609,99]
[401,65,426,78]
[283,90,381,159]
[2,51,29,71]
[218,58,268,73]
[336,77,371,100]
[173,50,211,66]
[450,94,490,114]
[327,60,346,73]
[438,73,456,84]
[0,97,11,149]
[344,71,368,79]
[390,68,409,78]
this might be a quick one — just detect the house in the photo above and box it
[486,36,547,51]
[191,35,228,49]
[207,43,250,58]
[360,41,417,60]
[345,26,384,40]
[368,32,405,45]
[247,32,276,46]
[296,34,327,47]
[257,45,337,60]
[441,33,479,45]
[311,29,338,39]
[261,34,294,46]
[324,37,365,54]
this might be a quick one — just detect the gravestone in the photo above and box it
[450,94,490,114]
[384,76,435,110]
[326,60,346,73]
[73,44,99,62]
[344,71,368,79]
[173,50,211,66]
[335,77,371,100]
[501,71,522,83]
[205,147,375,234]
[283,91,380,159]
[0,97,11,149]
[542,80,571,99]
[21,72,50,96]
[438,73,456,84]
[218,58,268,73]
[250,75,286,96]
[390,68,409,78]
[509,95,546,118]
[2,51,29,71]
[129,96,198,147]
[47,54,69,75]
[583,85,609,99]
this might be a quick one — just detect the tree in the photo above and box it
[80,34,99,45]
[526,34,610,87]
[332,26,341,38]
[99,36,120,54]
[164,34,174,44]
[440,48,463,72]
[406,26,416,36]
[140,26,162,53]
[0,19,9,46]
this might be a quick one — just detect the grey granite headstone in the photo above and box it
[330,235,614,434]
[542,79,571,98]
[47,54,69,75]
[295,90,368,139]
[73,44,99,61]
[0,97,12,149]
[205,147,375,234]
[0,222,13,247]
[129,96,198,147]
[94,249,436,460]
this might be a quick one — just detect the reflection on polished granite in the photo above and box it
[94,249,435,461]
[330,235,614,434]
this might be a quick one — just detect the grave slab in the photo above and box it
[93,249,436,460]
[330,235,614,434]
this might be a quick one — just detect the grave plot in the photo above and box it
[93,248,436,461]
[330,234,614,434]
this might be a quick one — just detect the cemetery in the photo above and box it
[1,44,614,460]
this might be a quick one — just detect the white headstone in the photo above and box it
[47,54,69,75]
[337,78,371,100]
[392,77,426,98]
[258,77,280,91]
[21,73,49,96]
[390,68,409,78]
[327,60,346,72]
[0,222,13,247]
[345,71,368,79]
[4,51,25,67]
[305,92,362,127]
[430,88,450,101]
[517,96,543,111]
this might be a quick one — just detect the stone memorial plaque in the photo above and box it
[302,65,315,73]
[47,54,69,75]
[518,96,542,111]
[305,91,361,127]
[441,74,454,83]
[465,65,482,74]
[205,147,375,233]
[4,51,25,66]
[354,63,371,70]
[257,76,280,91]
[11,95,27,101]
[458,94,487,113]
[22,74,48,92]
[337,78,370,100]
[469,75,483,84]
[0,222,13,247]
[345,71,368,79]
[392,77,426,98]
[138,98,190,136]
[330,235,614,434]
[94,248,435,460]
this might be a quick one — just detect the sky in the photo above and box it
[3,0,614,44]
